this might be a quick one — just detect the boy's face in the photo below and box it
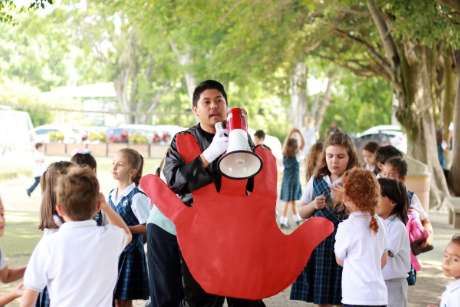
[192,89,227,133]
[0,201,5,236]
[381,163,402,181]
[443,242,460,279]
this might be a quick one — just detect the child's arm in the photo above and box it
[381,251,388,268]
[335,256,344,267]
[19,289,38,307]
[0,283,23,306]
[129,224,146,234]
[0,266,26,283]
[299,196,327,219]
[99,194,132,244]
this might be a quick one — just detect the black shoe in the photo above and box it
[26,190,31,197]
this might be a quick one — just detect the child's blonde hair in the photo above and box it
[119,148,144,185]
[39,161,74,230]
[343,168,380,233]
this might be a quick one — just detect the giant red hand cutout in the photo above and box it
[140,133,333,300]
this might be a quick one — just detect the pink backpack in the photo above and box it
[406,209,428,271]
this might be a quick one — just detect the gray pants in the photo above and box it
[385,278,408,307]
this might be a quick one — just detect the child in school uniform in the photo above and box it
[334,168,388,307]
[362,141,379,175]
[377,178,411,307]
[291,132,359,306]
[279,128,305,228]
[0,195,26,306]
[381,156,434,283]
[110,148,150,306]
[70,151,105,226]
[35,161,75,307]
[439,235,460,306]
[21,167,132,307]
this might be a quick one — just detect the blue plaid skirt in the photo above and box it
[114,239,149,300]
[290,209,343,305]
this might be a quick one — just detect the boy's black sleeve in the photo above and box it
[163,134,213,196]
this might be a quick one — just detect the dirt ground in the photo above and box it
[0,157,457,306]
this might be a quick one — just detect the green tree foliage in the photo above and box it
[320,75,392,138]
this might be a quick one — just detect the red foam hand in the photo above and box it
[140,134,333,300]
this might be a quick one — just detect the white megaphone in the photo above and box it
[218,107,263,179]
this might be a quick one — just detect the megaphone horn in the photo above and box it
[218,108,263,179]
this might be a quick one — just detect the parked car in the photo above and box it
[354,124,407,153]
[34,124,86,144]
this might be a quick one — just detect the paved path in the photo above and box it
[0,166,458,306]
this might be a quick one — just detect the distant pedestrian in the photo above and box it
[254,130,266,146]
[279,128,305,228]
[26,143,46,197]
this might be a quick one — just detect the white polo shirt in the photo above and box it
[335,212,388,305]
[24,220,128,307]
[440,279,460,307]
[382,215,411,280]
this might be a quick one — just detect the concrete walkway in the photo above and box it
[0,172,458,307]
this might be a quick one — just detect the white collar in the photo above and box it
[59,220,96,230]
[349,211,371,218]
[446,278,460,292]
[111,183,136,202]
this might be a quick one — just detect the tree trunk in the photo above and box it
[450,49,460,195]
[289,62,307,129]
[400,45,450,207]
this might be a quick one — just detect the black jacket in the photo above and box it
[163,124,221,205]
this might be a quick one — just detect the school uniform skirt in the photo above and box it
[290,209,342,305]
[115,238,149,301]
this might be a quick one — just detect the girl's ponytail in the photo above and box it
[369,208,379,234]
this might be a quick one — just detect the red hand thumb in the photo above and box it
[139,174,188,222]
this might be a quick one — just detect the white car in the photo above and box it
[356,124,407,153]
[34,124,85,144]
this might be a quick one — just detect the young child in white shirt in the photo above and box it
[21,167,132,307]
[429,235,460,307]
[334,168,388,307]
[377,178,411,307]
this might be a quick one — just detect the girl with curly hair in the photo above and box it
[334,168,388,307]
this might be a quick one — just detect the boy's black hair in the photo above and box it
[363,141,379,153]
[192,80,228,107]
[378,177,408,224]
[385,156,408,177]
[375,145,403,165]
[71,152,97,171]
[35,142,44,150]
[254,130,266,140]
